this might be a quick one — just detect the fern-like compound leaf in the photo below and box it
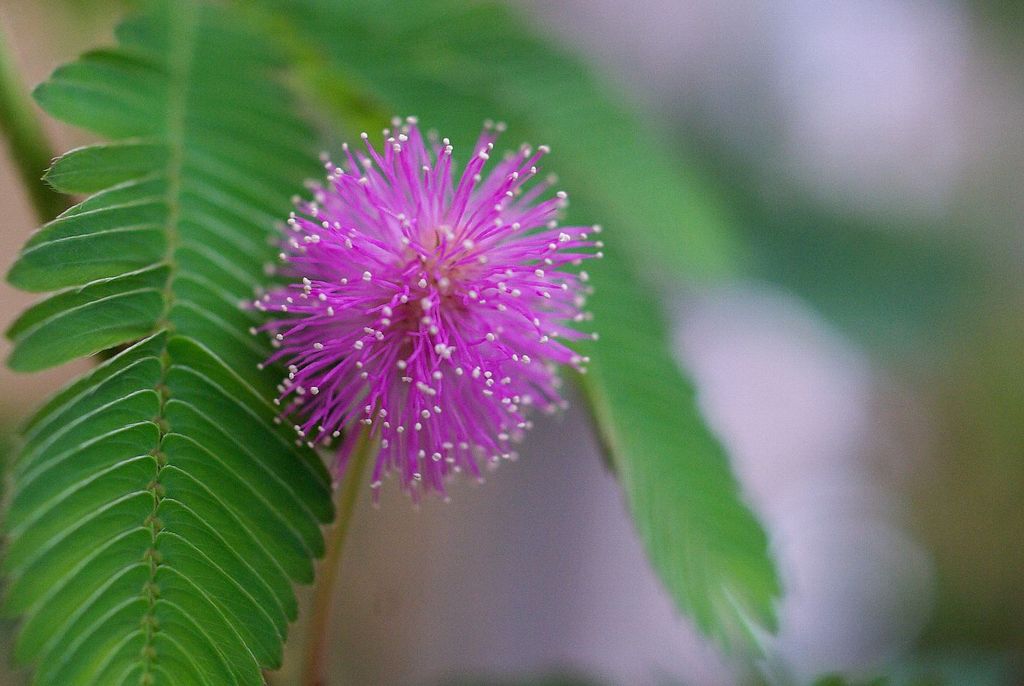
[2,2,333,684]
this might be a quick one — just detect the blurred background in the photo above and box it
[0,0,1022,684]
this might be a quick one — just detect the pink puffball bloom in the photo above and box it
[256,117,601,500]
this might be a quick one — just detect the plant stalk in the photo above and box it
[0,19,65,222]
[301,430,373,686]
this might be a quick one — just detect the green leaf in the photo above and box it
[579,250,780,648]
[8,225,168,292]
[45,141,170,194]
[8,280,165,372]
[262,0,779,652]
[2,1,333,683]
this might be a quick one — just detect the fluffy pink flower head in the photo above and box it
[257,117,601,500]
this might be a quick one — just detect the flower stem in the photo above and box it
[0,20,66,222]
[301,430,374,686]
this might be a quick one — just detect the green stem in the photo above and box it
[0,19,66,222]
[301,430,374,686]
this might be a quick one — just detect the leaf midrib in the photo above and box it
[140,0,200,678]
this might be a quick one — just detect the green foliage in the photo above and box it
[262,0,779,652]
[2,1,332,683]
[579,249,779,647]
[4,0,784,678]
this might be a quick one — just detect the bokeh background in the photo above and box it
[1,0,1022,684]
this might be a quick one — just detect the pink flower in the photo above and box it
[256,118,601,500]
